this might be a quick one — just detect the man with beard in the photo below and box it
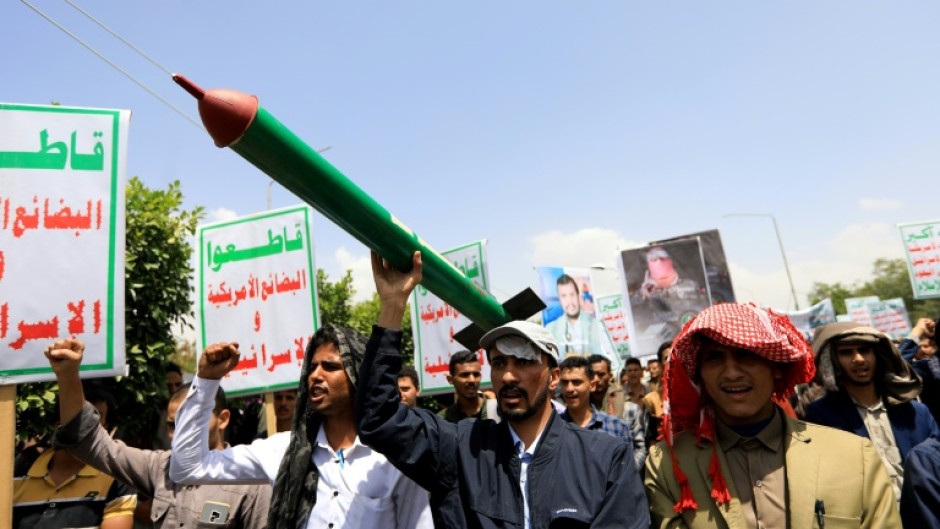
[169,327,432,529]
[805,321,940,502]
[356,251,649,529]
[546,274,602,356]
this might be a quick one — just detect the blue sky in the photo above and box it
[4,1,939,311]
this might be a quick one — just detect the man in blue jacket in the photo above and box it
[356,251,649,529]
[805,321,940,501]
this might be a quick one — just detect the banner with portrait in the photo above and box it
[619,236,719,357]
[780,298,836,341]
[536,266,613,360]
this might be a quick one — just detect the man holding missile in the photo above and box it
[357,250,649,529]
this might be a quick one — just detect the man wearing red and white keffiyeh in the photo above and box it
[644,303,900,529]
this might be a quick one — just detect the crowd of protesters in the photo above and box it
[13,249,940,528]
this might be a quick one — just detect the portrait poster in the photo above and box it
[197,205,318,397]
[411,240,491,395]
[619,238,711,357]
[898,220,940,299]
[0,103,129,383]
[536,266,612,360]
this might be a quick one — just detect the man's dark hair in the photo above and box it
[399,366,420,387]
[646,358,661,369]
[449,350,480,375]
[657,341,673,364]
[625,357,642,368]
[587,354,611,372]
[83,382,117,430]
[556,273,579,294]
[166,361,182,376]
[559,356,594,379]
[310,325,340,352]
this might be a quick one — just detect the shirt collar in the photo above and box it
[313,423,365,457]
[508,424,543,457]
[850,397,886,413]
[716,407,784,454]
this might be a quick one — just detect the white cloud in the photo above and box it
[206,207,239,223]
[858,198,901,211]
[334,247,375,303]
[529,228,644,268]
[728,222,904,312]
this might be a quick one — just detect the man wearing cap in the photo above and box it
[805,321,940,501]
[645,303,899,528]
[357,251,649,529]
[169,326,432,529]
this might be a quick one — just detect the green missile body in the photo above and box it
[174,75,543,348]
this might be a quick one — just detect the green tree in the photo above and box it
[16,178,202,444]
[808,258,940,322]
[316,271,415,365]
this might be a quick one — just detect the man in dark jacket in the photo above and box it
[356,251,649,529]
[805,321,940,500]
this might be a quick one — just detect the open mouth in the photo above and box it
[309,386,327,403]
[499,387,526,406]
[721,384,752,400]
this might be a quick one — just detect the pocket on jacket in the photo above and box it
[819,514,862,529]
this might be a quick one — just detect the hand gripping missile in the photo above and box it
[174,75,544,349]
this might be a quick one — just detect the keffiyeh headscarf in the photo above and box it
[661,303,815,514]
[268,324,368,529]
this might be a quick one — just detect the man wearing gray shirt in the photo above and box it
[45,338,270,529]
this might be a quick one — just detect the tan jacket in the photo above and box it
[645,414,900,529]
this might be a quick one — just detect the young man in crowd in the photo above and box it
[14,354,136,529]
[437,349,496,422]
[169,327,432,529]
[622,357,650,406]
[805,321,940,501]
[43,338,270,529]
[588,353,625,417]
[558,355,646,469]
[398,366,421,408]
[645,303,900,528]
[357,251,649,528]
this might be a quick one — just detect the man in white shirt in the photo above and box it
[169,326,432,529]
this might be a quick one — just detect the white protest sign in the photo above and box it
[197,206,318,396]
[899,221,940,299]
[411,240,490,395]
[596,293,632,361]
[0,104,128,383]
[781,298,836,341]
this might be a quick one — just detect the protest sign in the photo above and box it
[844,296,912,339]
[411,240,490,394]
[537,266,613,358]
[781,298,836,341]
[595,293,632,360]
[198,206,317,396]
[898,220,940,299]
[0,103,129,383]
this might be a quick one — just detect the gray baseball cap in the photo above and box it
[480,321,559,366]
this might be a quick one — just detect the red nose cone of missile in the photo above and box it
[173,74,259,148]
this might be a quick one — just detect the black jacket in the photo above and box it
[355,326,650,529]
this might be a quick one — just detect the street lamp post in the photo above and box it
[723,213,800,310]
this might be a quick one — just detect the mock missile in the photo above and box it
[173,74,543,349]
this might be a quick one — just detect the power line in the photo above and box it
[62,0,173,76]
[19,0,203,130]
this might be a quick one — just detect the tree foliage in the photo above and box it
[808,258,940,322]
[316,271,414,365]
[16,178,202,444]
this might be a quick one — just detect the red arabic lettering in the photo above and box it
[0,303,8,338]
[9,316,59,350]
[67,300,85,335]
